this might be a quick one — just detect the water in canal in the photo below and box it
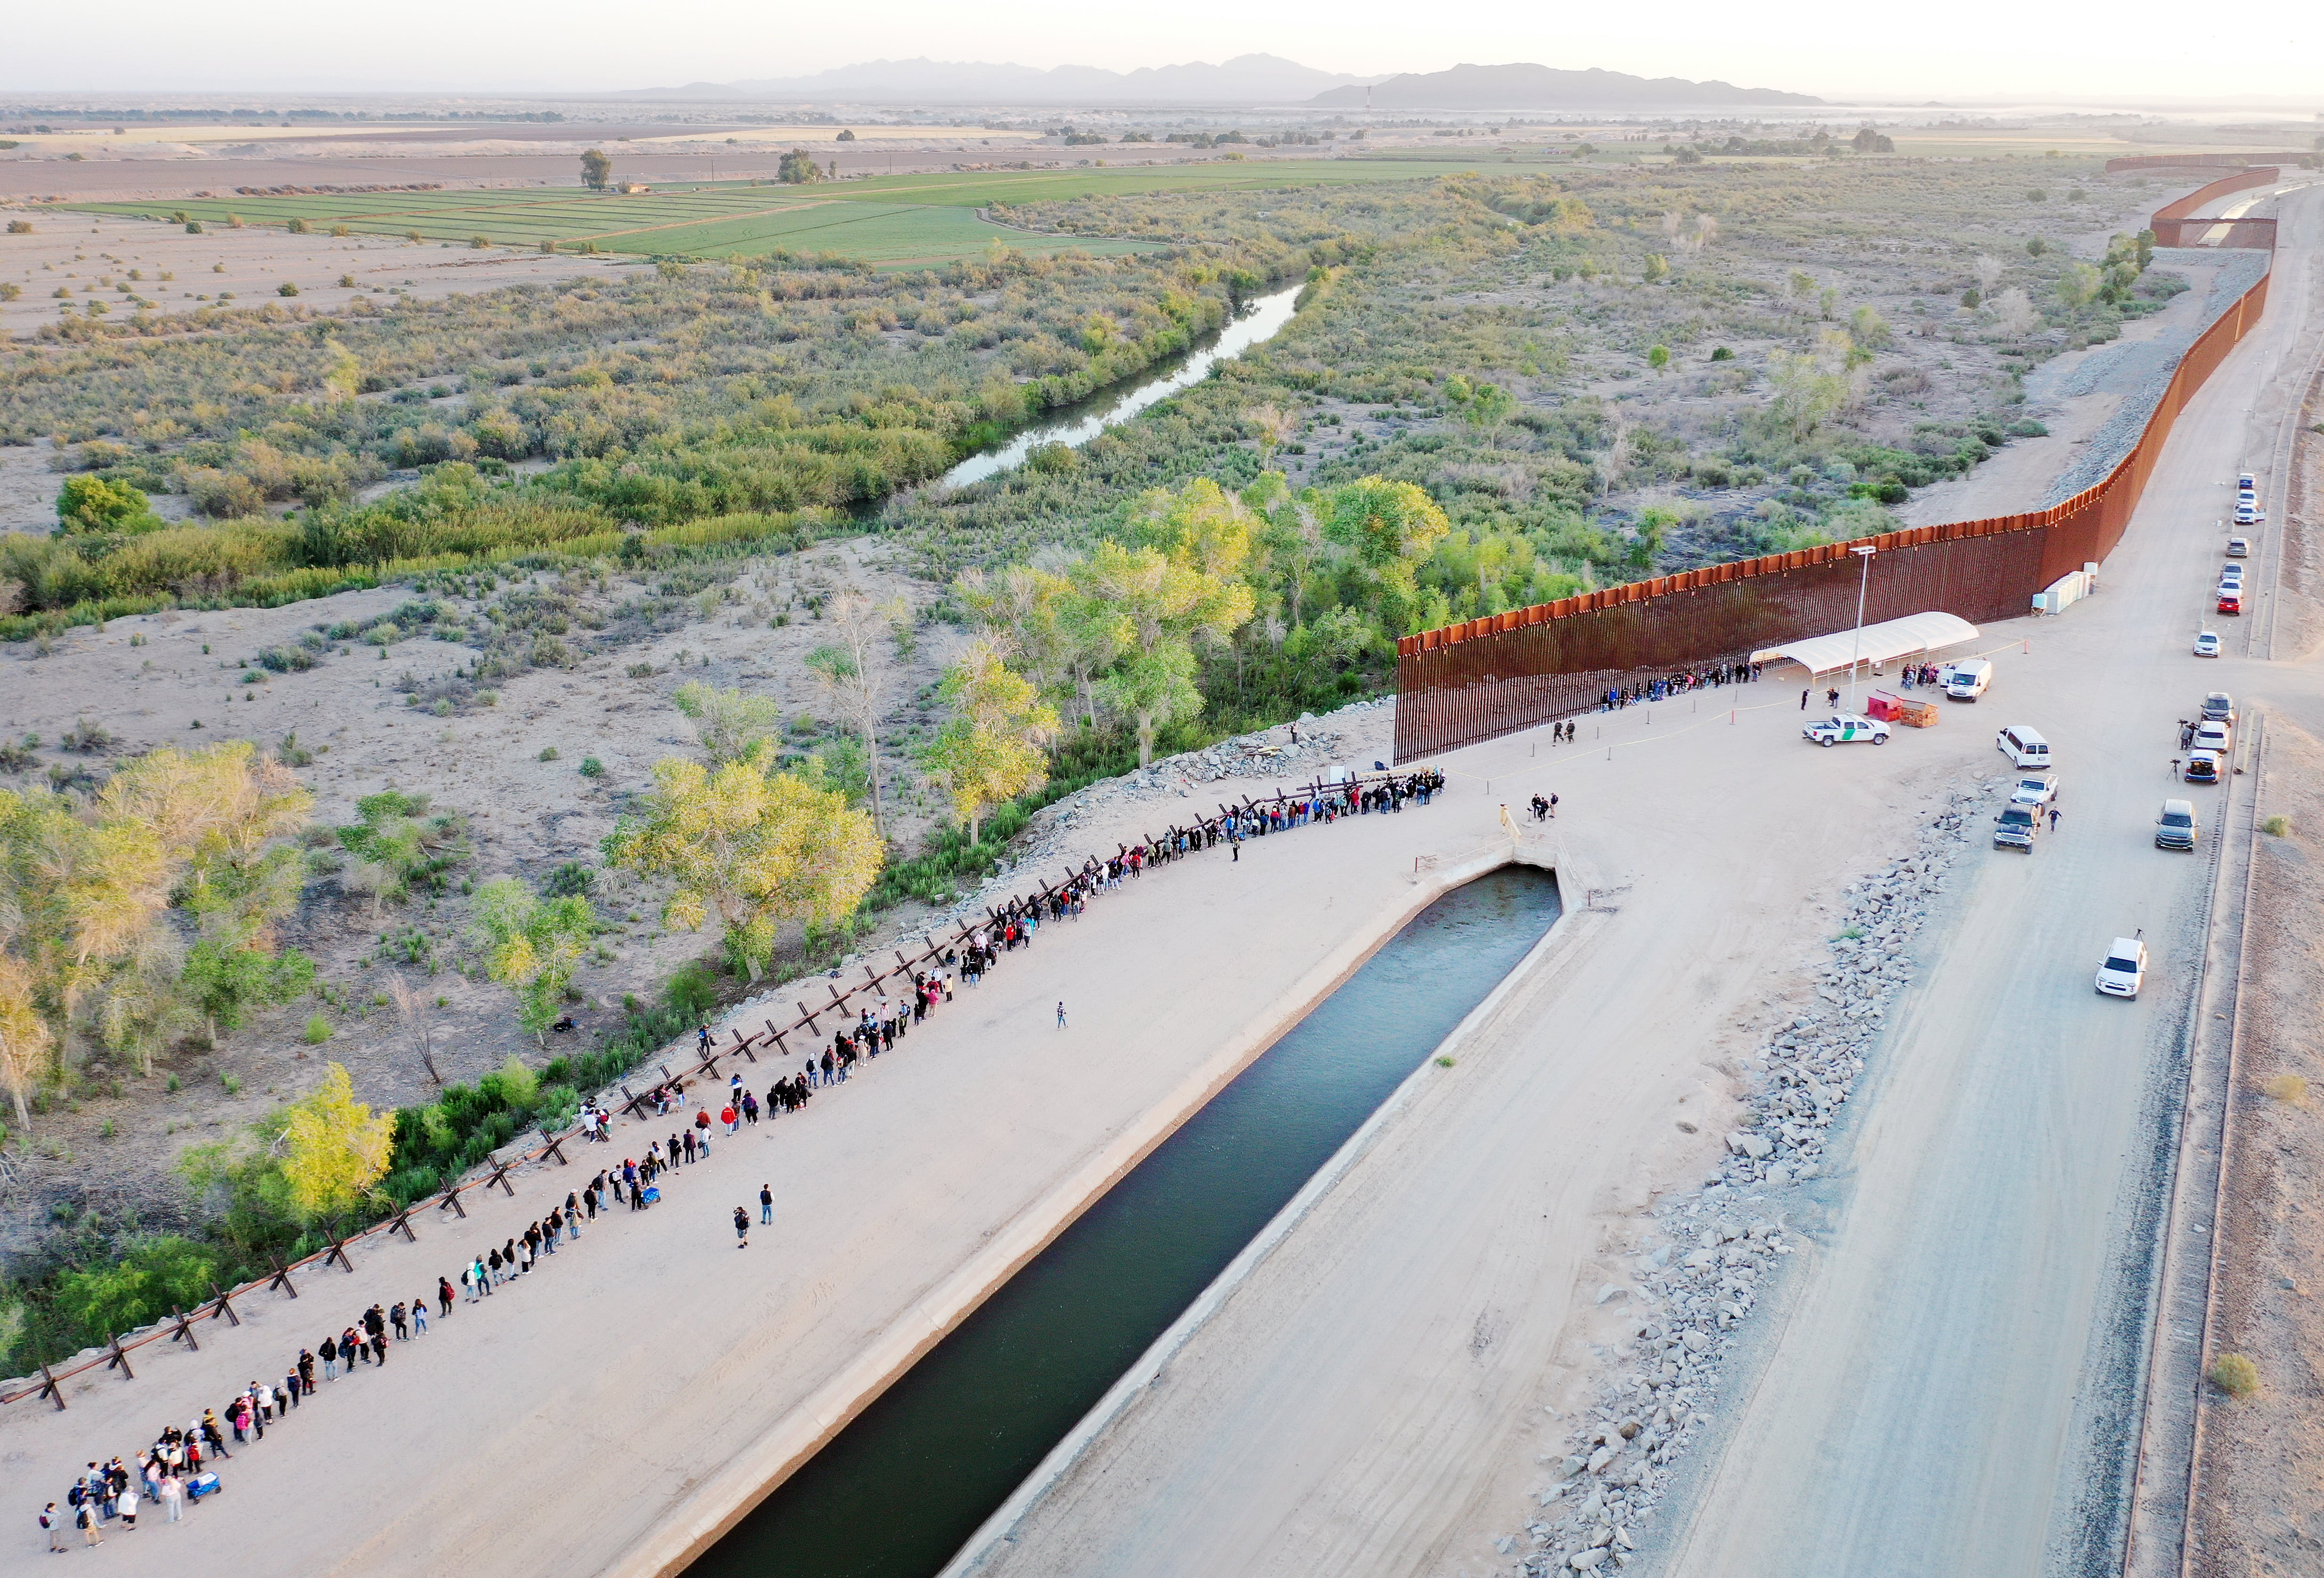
[689,863,1562,1578]
[935,283,1305,489]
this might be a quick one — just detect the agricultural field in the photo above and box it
[65,160,1503,266]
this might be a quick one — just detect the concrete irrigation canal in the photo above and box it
[688,864,1563,1578]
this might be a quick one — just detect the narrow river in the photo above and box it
[936,283,1305,488]
[688,863,1562,1578]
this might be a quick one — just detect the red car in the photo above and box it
[2216,590,2242,615]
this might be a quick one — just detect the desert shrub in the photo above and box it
[2261,1073,2307,1104]
[2208,1353,2260,1399]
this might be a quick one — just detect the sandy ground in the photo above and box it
[0,211,638,340]
[939,190,2324,1578]
[0,539,975,1262]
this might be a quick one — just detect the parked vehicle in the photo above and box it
[2096,935,2149,998]
[1804,714,1891,747]
[1942,658,1993,701]
[1997,725,2051,767]
[2194,630,2222,658]
[1995,805,2042,851]
[2239,471,2257,492]
[2220,563,2244,587]
[2183,749,2222,783]
[2201,692,2235,725]
[2155,799,2199,850]
[2227,536,2250,558]
[2010,774,2060,807]
[2217,588,2243,615]
[2235,498,2265,526]
[2193,719,2232,754]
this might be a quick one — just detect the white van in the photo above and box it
[1943,659,1993,701]
[1997,725,2051,768]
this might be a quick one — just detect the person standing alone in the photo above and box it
[733,1206,750,1249]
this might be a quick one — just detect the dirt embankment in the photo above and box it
[0,540,960,1263]
[2191,401,2324,1577]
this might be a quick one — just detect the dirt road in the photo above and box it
[951,189,2324,1578]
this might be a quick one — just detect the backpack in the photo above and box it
[66,1485,81,1508]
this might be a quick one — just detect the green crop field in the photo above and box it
[66,158,1504,267]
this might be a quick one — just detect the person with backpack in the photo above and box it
[42,1500,65,1551]
[733,1205,750,1250]
[75,1498,101,1547]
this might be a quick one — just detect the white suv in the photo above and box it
[2096,936,2148,998]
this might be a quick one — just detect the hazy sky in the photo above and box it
[5,0,2317,104]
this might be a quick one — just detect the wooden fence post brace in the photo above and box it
[267,1254,299,1299]
[105,1336,135,1379]
[765,1019,790,1055]
[37,1363,65,1411]
[486,1152,519,1197]
[619,1083,650,1118]
[437,1186,468,1220]
[387,1203,420,1242]
[208,1283,240,1326]
[324,1232,355,1273]
[730,1028,757,1064]
[169,1306,200,1351]
[539,1127,570,1166]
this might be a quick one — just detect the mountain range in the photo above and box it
[631,54,1819,109]
[1308,63,1821,109]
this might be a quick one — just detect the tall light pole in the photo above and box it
[1847,544,1877,710]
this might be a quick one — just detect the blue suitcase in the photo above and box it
[641,1186,660,1203]
[187,1473,222,1501]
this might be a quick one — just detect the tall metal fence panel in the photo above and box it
[1392,174,2282,763]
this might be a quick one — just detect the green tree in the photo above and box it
[180,936,314,1045]
[53,1236,220,1347]
[471,878,595,1042]
[277,1062,394,1221]
[1322,477,1453,635]
[671,680,784,769]
[603,756,882,979]
[778,149,825,185]
[920,639,1060,843]
[2056,261,2101,315]
[1073,533,1254,766]
[56,474,159,535]
[580,148,613,191]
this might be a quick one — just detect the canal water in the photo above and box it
[689,863,1562,1578]
[936,283,1305,489]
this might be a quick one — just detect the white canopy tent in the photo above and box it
[1750,611,1979,677]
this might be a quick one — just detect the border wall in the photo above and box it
[1391,173,2281,762]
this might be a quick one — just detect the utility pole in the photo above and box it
[1847,544,1877,709]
